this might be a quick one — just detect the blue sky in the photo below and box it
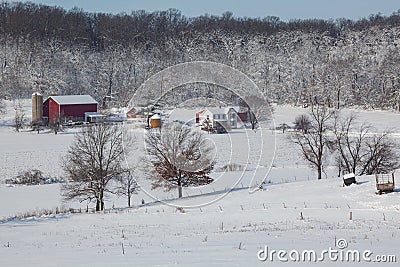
[20,0,400,21]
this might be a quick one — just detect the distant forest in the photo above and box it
[1,1,400,110]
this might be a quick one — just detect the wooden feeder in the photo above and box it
[375,173,395,194]
[343,173,356,186]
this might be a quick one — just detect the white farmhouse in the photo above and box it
[196,107,238,131]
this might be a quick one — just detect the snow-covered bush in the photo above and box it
[5,169,65,185]
[0,100,6,116]
[218,163,245,172]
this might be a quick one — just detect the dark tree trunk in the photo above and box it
[95,190,105,211]
[337,88,340,109]
[100,190,104,211]
[177,174,183,198]
[178,185,182,198]
[96,199,100,211]
[317,164,322,180]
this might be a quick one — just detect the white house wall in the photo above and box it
[199,108,238,129]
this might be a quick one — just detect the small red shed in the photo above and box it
[43,95,98,122]
[237,111,249,123]
[126,107,137,118]
[195,109,206,123]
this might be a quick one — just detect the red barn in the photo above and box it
[43,95,98,122]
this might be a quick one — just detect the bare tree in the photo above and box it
[292,104,335,180]
[49,118,61,135]
[294,114,311,134]
[241,95,272,130]
[333,114,369,175]
[333,114,399,176]
[114,170,138,207]
[14,101,25,132]
[62,123,128,211]
[145,123,215,198]
[361,132,399,175]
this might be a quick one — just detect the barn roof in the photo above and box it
[48,95,98,105]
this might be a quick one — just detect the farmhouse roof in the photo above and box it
[48,95,98,105]
[196,109,206,115]
[206,107,237,115]
[126,107,137,113]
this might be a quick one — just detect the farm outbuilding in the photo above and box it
[31,92,43,124]
[150,114,162,128]
[84,112,106,123]
[43,95,98,123]
[126,107,137,118]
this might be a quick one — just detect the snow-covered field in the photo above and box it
[0,101,399,266]
[1,175,399,266]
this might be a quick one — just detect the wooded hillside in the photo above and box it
[1,2,400,110]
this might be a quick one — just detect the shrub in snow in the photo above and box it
[0,100,6,116]
[176,207,185,213]
[218,163,244,172]
[5,169,65,185]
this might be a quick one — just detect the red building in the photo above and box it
[126,107,137,118]
[43,95,98,122]
[195,109,206,123]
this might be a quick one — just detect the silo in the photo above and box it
[32,92,43,124]
[150,114,162,128]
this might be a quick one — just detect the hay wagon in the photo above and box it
[375,173,395,194]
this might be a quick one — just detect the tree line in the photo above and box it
[2,2,400,48]
[0,2,291,49]
[1,2,400,111]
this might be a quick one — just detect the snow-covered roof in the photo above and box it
[84,112,104,116]
[49,95,98,105]
[343,173,355,179]
[196,109,206,115]
[205,107,237,115]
